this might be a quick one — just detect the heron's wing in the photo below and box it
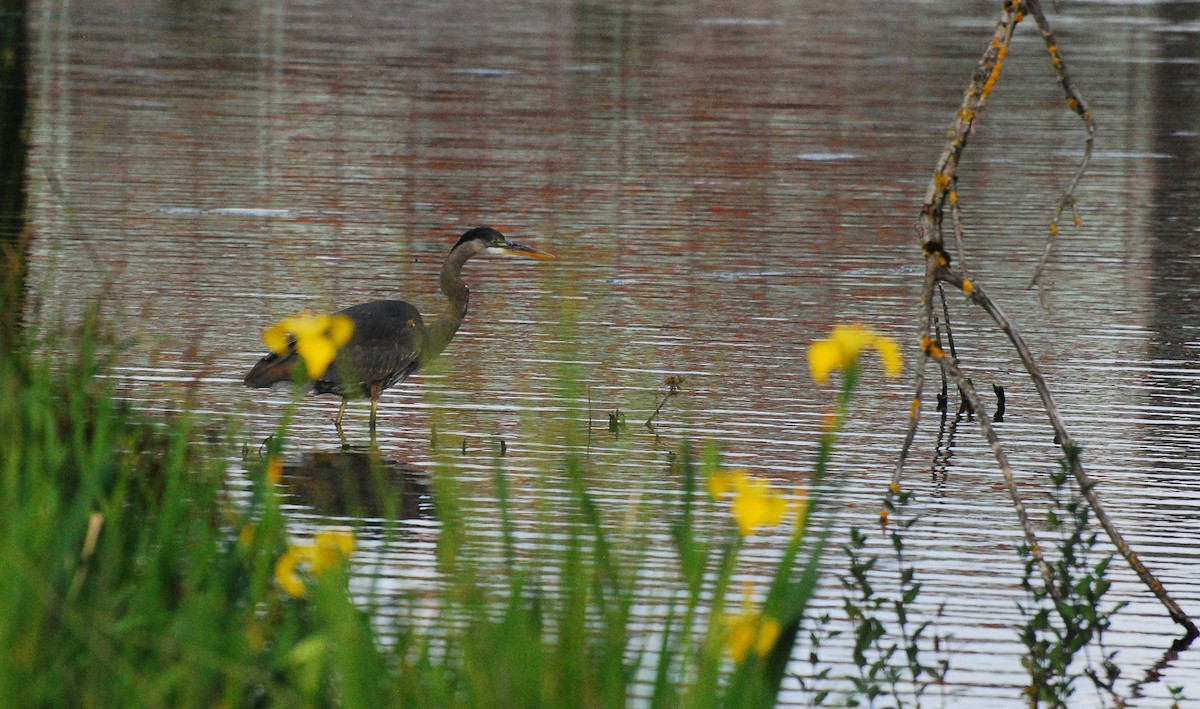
[314,300,426,397]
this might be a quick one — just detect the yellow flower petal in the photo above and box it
[723,612,781,663]
[274,530,354,598]
[285,313,328,339]
[259,312,356,380]
[730,475,788,537]
[809,324,903,383]
[871,335,903,378]
[707,469,747,500]
[274,546,311,598]
[725,615,757,663]
[755,617,781,657]
[807,339,842,384]
[327,314,355,348]
[311,530,355,572]
[295,336,337,379]
[829,324,874,355]
[262,323,292,355]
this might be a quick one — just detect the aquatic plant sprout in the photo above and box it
[807,324,903,384]
[274,529,356,598]
[261,312,355,379]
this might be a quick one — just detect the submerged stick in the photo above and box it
[921,334,1059,601]
[942,270,1198,635]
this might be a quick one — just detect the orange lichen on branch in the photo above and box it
[981,62,1004,99]
[933,173,952,191]
[923,242,951,267]
[961,278,975,295]
[920,336,945,359]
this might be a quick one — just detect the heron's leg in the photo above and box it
[368,383,383,433]
[335,399,348,431]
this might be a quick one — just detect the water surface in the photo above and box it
[26,0,1200,704]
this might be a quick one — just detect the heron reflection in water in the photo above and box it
[281,450,431,520]
[245,227,552,433]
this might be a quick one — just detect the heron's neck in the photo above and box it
[424,246,472,361]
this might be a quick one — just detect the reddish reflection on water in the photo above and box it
[26,0,1200,702]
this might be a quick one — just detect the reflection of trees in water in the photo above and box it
[1,0,30,338]
[1146,6,1200,499]
[1149,6,1200,363]
[281,449,431,521]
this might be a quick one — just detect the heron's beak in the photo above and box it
[500,241,554,260]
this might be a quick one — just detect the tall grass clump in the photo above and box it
[0,313,900,707]
[0,315,366,706]
[0,318,240,705]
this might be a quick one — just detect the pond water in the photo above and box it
[25,0,1200,704]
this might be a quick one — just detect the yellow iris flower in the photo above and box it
[807,324,903,384]
[707,468,749,501]
[274,529,356,598]
[730,476,788,537]
[261,312,355,379]
[724,611,781,663]
[709,469,789,537]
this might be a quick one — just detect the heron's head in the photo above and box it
[452,226,553,260]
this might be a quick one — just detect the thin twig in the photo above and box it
[886,263,938,525]
[645,375,684,430]
[1025,0,1095,288]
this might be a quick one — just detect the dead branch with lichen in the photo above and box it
[884,0,1197,638]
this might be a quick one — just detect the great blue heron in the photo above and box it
[244,226,552,432]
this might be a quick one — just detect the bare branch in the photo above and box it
[940,269,1199,636]
[1025,0,1096,287]
[891,0,1196,636]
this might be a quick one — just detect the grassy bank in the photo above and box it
[2,314,1144,707]
[1,319,906,707]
